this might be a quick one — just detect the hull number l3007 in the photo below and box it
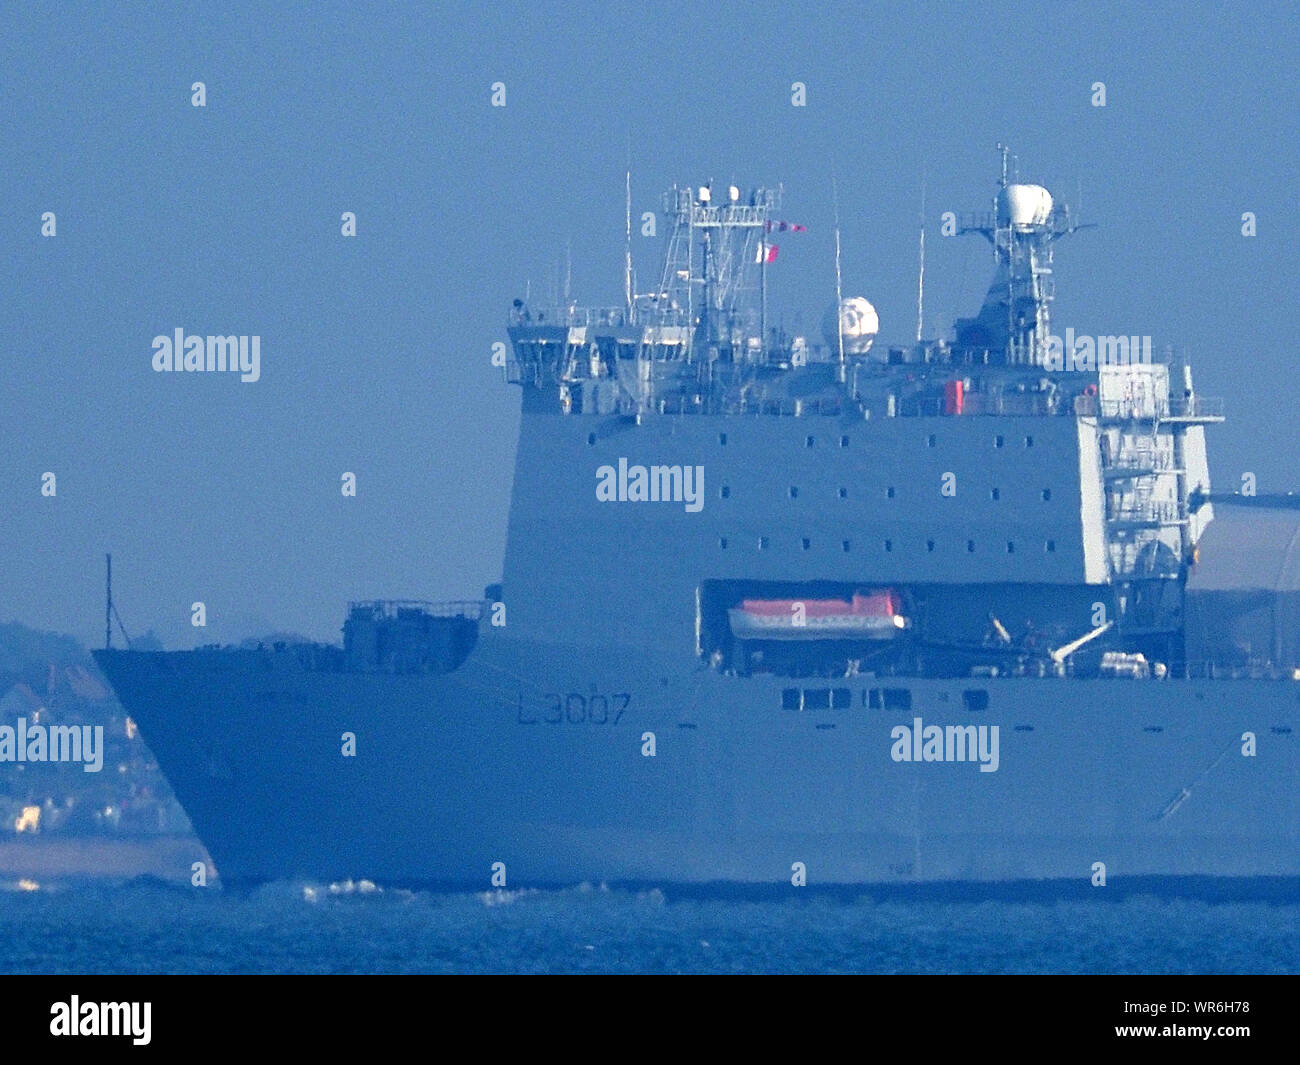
[518,692,629,725]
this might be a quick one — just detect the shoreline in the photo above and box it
[0,835,210,884]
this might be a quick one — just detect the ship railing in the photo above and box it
[1080,396,1225,421]
[1168,396,1225,418]
[896,393,1060,417]
[951,393,1059,416]
[1183,660,1300,681]
[1106,501,1187,524]
[1102,450,1175,473]
[348,599,488,620]
[512,306,631,328]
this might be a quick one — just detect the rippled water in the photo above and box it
[1,879,1296,974]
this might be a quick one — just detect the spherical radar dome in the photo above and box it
[821,297,879,357]
[997,183,1053,229]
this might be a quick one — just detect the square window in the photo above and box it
[990,487,1000,501]
[927,434,936,447]
[1007,541,1015,553]
[840,435,850,448]
[759,537,769,550]
[719,537,728,549]
[967,540,976,552]
[719,433,727,445]
[801,538,811,550]
[587,433,596,446]
[789,486,799,498]
[927,539,935,552]
[842,540,851,552]
[995,435,1005,448]
[1042,488,1052,501]
[883,688,912,711]
[1025,435,1034,448]
[1046,539,1056,553]
[720,485,730,498]
[887,486,896,499]
[838,487,848,499]
[805,436,815,448]
[884,539,893,552]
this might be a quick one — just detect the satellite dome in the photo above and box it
[822,297,879,357]
[997,184,1053,229]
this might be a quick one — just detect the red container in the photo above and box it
[943,379,964,415]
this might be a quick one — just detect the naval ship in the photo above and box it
[95,152,1299,893]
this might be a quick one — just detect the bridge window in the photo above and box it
[867,688,913,710]
[782,688,801,710]
[963,690,990,712]
[804,688,830,710]
[832,688,851,709]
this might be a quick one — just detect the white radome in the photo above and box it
[998,183,1053,229]
[821,297,879,356]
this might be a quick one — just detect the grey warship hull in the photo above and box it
[95,636,1299,891]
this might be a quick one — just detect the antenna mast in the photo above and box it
[105,553,112,650]
[624,166,633,323]
[916,173,926,343]
[833,177,844,380]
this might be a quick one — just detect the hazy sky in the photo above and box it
[3,1,1297,649]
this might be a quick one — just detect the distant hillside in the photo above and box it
[0,621,190,837]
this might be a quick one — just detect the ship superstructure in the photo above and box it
[93,154,1299,892]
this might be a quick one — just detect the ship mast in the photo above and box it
[957,143,1089,365]
[658,183,779,363]
[833,177,845,380]
[916,174,926,343]
[624,166,633,324]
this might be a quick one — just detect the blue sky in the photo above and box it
[3,1,1297,647]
